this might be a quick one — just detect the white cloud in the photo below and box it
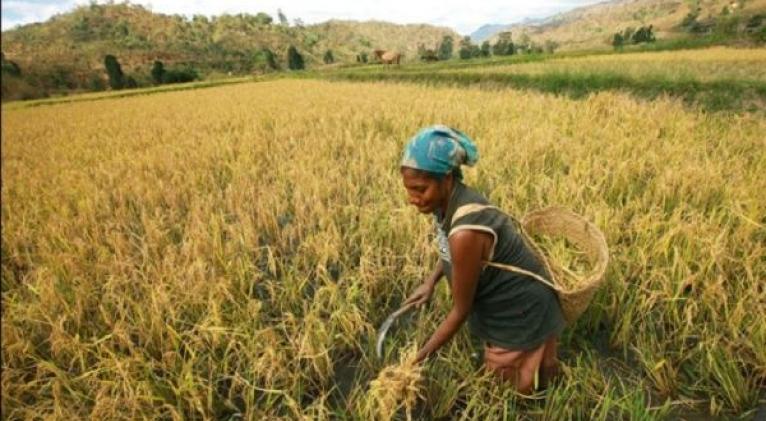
[1,0,609,34]
[1,0,77,30]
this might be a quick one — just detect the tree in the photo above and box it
[458,36,481,59]
[323,50,335,64]
[151,60,165,84]
[277,9,288,26]
[253,48,278,72]
[631,25,655,43]
[459,36,471,59]
[162,67,198,84]
[103,54,125,90]
[612,32,625,49]
[1,52,21,77]
[287,45,305,70]
[480,41,491,57]
[544,40,559,54]
[419,49,438,61]
[492,31,515,56]
[492,39,515,56]
[254,12,273,25]
[438,35,454,60]
[492,39,507,55]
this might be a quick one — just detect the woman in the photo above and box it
[400,125,565,393]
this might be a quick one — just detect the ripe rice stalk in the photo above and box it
[530,234,592,289]
[368,347,424,420]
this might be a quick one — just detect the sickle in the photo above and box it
[376,301,419,358]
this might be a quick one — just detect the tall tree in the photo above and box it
[438,35,454,60]
[458,36,480,59]
[480,41,491,57]
[277,9,288,26]
[323,50,335,64]
[103,54,124,90]
[287,45,305,70]
[151,60,165,84]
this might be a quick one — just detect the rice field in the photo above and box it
[2,66,765,419]
[328,47,766,112]
[452,48,766,83]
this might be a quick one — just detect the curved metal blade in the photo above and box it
[375,302,417,358]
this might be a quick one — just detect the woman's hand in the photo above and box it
[403,282,435,308]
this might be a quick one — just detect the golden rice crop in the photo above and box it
[2,69,765,419]
[367,347,424,420]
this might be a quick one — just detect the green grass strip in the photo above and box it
[321,70,766,113]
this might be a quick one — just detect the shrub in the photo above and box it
[253,49,278,72]
[151,61,165,85]
[323,50,335,64]
[1,54,21,77]
[287,46,305,70]
[162,67,198,84]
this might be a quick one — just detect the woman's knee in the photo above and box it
[485,363,537,394]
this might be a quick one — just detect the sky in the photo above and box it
[1,0,607,35]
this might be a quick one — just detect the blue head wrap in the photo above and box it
[400,125,479,179]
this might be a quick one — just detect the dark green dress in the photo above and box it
[434,182,565,350]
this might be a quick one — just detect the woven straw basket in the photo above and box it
[486,207,609,324]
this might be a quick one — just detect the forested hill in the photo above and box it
[484,0,766,51]
[0,3,458,99]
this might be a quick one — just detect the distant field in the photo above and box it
[2,68,765,418]
[327,47,766,112]
[459,48,766,83]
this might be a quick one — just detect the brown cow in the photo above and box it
[373,49,402,65]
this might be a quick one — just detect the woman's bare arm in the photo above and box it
[414,230,492,363]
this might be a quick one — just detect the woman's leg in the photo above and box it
[484,341,547,394]
[483,344,523,384]
[539,335,560,387]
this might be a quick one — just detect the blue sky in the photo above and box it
[1,0,607,34]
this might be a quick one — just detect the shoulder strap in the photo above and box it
[483,261,559,291]
[453,203,560,292]
[451,204,498,226]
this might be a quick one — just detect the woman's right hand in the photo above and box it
[403,282,435,308]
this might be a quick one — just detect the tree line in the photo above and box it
[413,32,559,62]
[612,25,656,49]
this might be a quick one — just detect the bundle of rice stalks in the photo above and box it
[368,347,424,420]
[531,234,593,289]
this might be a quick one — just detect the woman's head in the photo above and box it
[400,167,455,214]
[399,125,479,214]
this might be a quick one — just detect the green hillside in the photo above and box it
[0,3,458,100]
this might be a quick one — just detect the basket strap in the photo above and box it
[452,203,561,292]
[484,261,560,291]
[451,204,498,225]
